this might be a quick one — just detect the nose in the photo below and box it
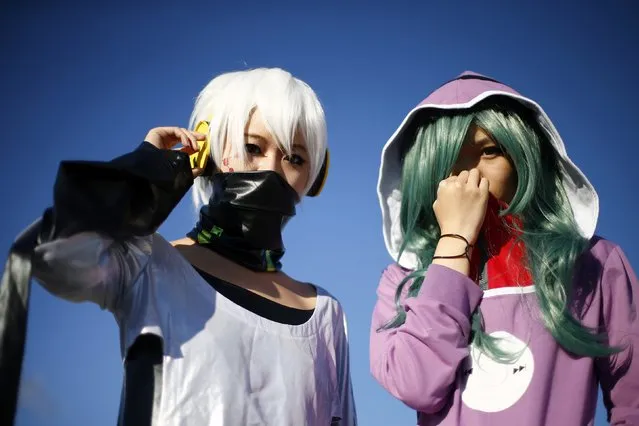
[257,151,285,178]
[452,158,480,176]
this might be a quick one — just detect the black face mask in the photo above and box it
[187,170,299,272]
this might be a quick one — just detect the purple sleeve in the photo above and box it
[369,263,483,413]
[595,246,639,425]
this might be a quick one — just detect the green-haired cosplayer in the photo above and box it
[370,71,639,425]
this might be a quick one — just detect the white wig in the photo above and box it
[188,67,327,209]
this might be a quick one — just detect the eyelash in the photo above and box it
[285,154,306,166]
[245,143,262,155]
[244,143,307,166]
[482,146,503,157]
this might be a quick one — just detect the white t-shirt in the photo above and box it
[33,232,357,426]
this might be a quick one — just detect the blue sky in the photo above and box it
[1,1,637,425]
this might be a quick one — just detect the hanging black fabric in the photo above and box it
[0,142,193,426]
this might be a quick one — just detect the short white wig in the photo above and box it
[188,67,327,209]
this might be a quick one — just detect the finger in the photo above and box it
[467,168,480,188]
[148,126,192,150]
[457,170,470,184]
[191,131,207,140]
[192,168,205,178]
[181,128,197,150]
[145,127,173,149]
[144,129,159,147]
[161,127,185,149]
[444,175,457,185]
[177,128,196,151]
[178,145,197,155]
[180,134,190,150]
[184,128,200,151]
[479,177,490,195]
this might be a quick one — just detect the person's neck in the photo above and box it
[172,237,268,279]
[171,238,317,310]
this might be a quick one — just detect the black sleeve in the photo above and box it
[0,141,194,426]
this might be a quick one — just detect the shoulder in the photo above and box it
[309,284,355,332]
[584,236,621,261]
[576,235,636,288]
[381,262,412,279]
[376,262,413,299]
[577,237,638,326]
[276,270,346,317]
[578,236,628,274]
[145,233,188,266]
[313,284,345,314]
[147,232,171,247]
[311,285,353,342]
[150,233,177,252]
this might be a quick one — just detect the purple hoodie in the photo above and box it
[370,72,639,425]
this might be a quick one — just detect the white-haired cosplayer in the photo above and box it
[0,68,356,426]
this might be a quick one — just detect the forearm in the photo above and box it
[370,264,482,412]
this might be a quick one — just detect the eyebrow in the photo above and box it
[245,132,268,142]
[291,143,308,154]
[471,135,496,146]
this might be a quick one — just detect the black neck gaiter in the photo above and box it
[187,171,298,272]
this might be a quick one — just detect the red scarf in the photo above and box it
[469,196,533,289]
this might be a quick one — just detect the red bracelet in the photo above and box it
[432,234,473,260]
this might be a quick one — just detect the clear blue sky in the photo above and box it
[2,1,637,425]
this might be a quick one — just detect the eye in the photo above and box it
[245,143,262,155]
[481,146,504,157]
[284,154,307,166]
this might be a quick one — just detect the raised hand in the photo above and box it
[432,168,489,275]
[144,126,207,177]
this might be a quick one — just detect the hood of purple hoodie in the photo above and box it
[377,71,598,269]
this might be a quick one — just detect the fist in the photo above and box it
[144,126,205,152]
[433,169,489,245]
[144,126,207,177]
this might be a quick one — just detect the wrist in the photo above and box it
[434,235,473,258]
[439,228,478,245]
[432,235,473,276]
